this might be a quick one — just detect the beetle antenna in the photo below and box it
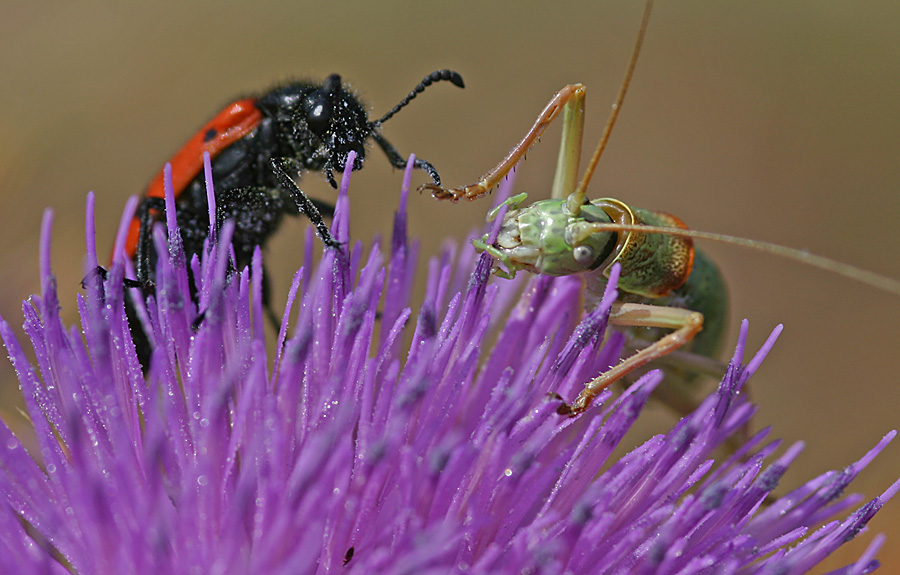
[573,0,653,201]
[373,70,465,127]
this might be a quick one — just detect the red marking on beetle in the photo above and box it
[122,98,263,259]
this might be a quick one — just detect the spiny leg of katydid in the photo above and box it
[558,301,704,415]
[422,84,587,202]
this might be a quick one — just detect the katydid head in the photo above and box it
[484,197,619,278]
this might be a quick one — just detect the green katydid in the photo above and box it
[421,0,900,416]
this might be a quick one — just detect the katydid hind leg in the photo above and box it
[560,301,704,415]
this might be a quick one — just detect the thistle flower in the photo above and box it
[0,154,896,575]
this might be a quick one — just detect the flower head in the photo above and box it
[0,154,896,574]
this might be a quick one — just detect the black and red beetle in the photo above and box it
[104,70,463,368]
[123,70,464,284]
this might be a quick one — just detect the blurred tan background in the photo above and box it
[1,1,898,570]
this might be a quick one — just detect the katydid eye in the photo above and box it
[573,245,596,266]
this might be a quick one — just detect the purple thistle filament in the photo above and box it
[0,153,896,574]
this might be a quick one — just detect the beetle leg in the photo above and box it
[260,265,283,334]
[135,196,166,287]
[271,159,340,249]
[559,302,704,415]
[324,168,339,189]
[82,266,144,290]
[422,84,587,202]
[371,132,443,186]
